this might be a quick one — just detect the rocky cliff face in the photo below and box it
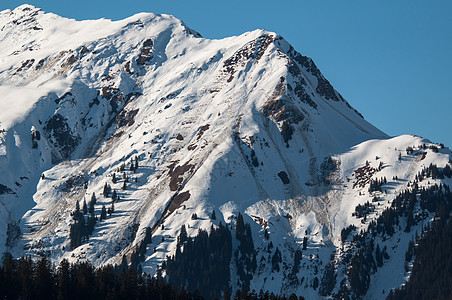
[0,5,450,299]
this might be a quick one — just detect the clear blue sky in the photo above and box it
[2,1,452,147]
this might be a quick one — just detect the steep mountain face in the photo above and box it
[0,4,451,299]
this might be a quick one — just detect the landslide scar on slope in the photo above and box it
[168,162,195,191]
[166,191,191,217]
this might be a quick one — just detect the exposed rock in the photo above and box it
[115,109,139,127]
[167,191,191,216]
[262,77,304,125]
[278,171,290,184]
[288,46,341,102]
[137,39,153,65]
[0,183,15,195]
[222,34,274,82]
[31,127,41,149]
[168,162,195,191]
[59,174,88,192]
[294,82,317,109]
[13,59,34,74]
[196,124,210,141]
[6,221,21,247]
[44,114,80,161]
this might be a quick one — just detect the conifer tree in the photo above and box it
[2,253,18,299]
[82,199,88,215]
[34,257,53,299]
[88,195,95,215]
[177,225,188,245]
[303,236,308,250]
[17,257,33,299]
[75,200,80,214]
[57,259,71,300]
[103,182,111,197]
[130,159,135,172]
[100,205,107,220]
[236,213,245,240]
[375,244,383,267]
[271,247,282,272]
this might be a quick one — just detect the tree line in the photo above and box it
[0,249,306,300]
[336,162,452,298]
[0,254,199,300]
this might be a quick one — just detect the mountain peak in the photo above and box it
[13,4,40,13]
[0,7,449,299]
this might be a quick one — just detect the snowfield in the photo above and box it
[0,4,450,298]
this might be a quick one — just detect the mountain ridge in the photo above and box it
[0,5,450,299]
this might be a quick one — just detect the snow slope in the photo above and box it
[0,5,450,299]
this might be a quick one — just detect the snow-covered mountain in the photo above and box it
[0,4,451,299]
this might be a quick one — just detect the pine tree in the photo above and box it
[2,253,18,299]
[75,200,80,214]
[17,257,33,299]
[100,205,107,220]
[405,239,415,262]
[82,199,88,215]
[178,225,188,245]
[120,255,128,272]
[103,182,111,197]
[57,259,71,300]
[267,241,273,253]
[271,247,282,272]
[375,244,383,267]
[303,236,308,250]
[313,277,319,290]
[130,159,135,172]
[71,261,96,298]
[88,197,95,215]
[34,257,54,299]
[211,210,216,220]
[236,213,245,240]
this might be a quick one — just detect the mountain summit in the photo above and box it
[0,5,450,299]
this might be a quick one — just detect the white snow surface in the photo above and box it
[0,5,450,298]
